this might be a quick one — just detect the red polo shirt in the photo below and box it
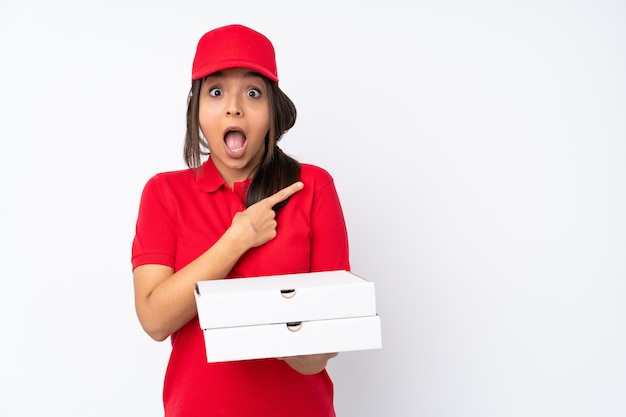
[132,157,350,417]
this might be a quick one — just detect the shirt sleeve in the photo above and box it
[309,174,351,272]
[131,174,177,270]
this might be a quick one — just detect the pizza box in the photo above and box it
[194,270,381,362]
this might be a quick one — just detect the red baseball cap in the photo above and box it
[191,24,278,83]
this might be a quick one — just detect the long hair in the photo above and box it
[183,75,300,209]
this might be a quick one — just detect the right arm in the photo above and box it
[133,181,304,341]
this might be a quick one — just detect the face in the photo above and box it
[198,67,271,187]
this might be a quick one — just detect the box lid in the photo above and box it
[194,270,377,329]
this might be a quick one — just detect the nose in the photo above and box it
[226,95,242,117]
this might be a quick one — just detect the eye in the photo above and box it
[209,87,222,97]
[247,88,261,98]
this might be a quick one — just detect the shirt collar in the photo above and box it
[196,157,227,193]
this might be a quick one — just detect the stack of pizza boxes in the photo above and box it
[194,270,382,362]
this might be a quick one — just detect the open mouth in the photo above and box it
[224,128,247,155]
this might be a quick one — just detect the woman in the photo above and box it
[132,24,350,416]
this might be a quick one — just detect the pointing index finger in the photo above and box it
[265,181,304,207]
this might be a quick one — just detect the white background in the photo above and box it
[1,1,625,416]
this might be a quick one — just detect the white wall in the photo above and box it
[1,1,624,416]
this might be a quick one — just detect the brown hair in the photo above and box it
[183,76,301,209]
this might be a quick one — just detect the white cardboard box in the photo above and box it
[194,270,382,363]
